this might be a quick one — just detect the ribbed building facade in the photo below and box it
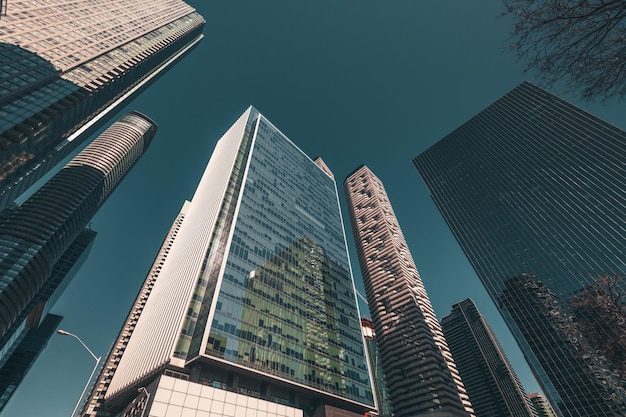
[441,299,536,417]
[414,81,626,417]
[0,111,157,346]
[92,107,374,417]
[81,202,189,416]
[0,0,204,208]
[344,165,474,417]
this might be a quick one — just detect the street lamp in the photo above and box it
[138,387,151,417]
[57,329,101,417]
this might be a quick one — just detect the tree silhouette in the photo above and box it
[504,0,626,101]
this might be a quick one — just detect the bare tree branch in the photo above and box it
[504,0,626,101]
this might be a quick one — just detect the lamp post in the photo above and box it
[57,329,101,417]
[138,387,151,417]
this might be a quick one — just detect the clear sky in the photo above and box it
[4,1,625,416]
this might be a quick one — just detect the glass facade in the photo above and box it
[0,228,95,412]
[103,108,374,416]
[441,299,536,417]
[361,318,393,417]
[0,313,62,411]
[0,112,156,347]
[0,0,204,208]
[194,113,372,405]
[414,81,626,417]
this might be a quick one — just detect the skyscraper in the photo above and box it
[361,318,393,417]
[0,0,204,209]
[414,81,626,417]
[529,393,556,417]
[441,298,536,417]
[87,107,374,417]
[0,111,157,354]
[0,313,63,410]
[344,165,474,417]
[0,228,96,410]
[81,202,189,417]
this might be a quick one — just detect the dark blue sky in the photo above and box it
[5,1,625,416]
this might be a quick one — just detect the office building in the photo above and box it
[414,81,626,417]
[344,165,474,417]
[0,313,62,409]
[0,227,96,412]
[87,107,374,417]
[0,0,204,209]
[529,393,556,417]
[80,202,189,416]
[361,318,393,417]
[0,111,157,354]
[441,298,536,417]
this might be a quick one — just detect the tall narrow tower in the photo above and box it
[529,393,556,417]
[89,107,375,417]
[414,81,626,417]
[441,298,537,417]
[0,111,157,345]
[344,165,474,417]
[0,111,156,409]
[0,228,96,412]
[0,0,204,208]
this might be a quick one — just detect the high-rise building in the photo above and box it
[344,165,474,417]
[529,393,556,417]
[413,81,626,417]
[81,201,189,417]
[0,228,96,373]
[441,298,536,417]
[361,318,393,417]
[0,111,157,356]
[87,107,375,417]
[0,0,204,209]
[0,228,95,411]
[0,313,62,410]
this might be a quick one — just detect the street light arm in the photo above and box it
[57,329,100,362]
[138,387,151,417]
[57,329,101,417]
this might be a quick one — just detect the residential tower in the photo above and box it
[0,111,156,408]
[0,0,204,208]
[344,165,474,417]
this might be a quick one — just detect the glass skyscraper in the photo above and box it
[0,111,156,409]
[0,0,204,209]
[0,229,96,411]
[92,107,374,417]
[414,81,626,417]
[441,298,537,417]
[344,165,474,417]
[0,111,157,343]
